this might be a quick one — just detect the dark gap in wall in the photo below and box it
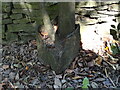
[9,2,13,15]
[11,2,15,9]
[26,21,35,24]
[4,24,8,41]
[22,14,26,18]
[4,24,8,32]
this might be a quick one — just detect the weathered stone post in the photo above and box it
[37,2,80,74]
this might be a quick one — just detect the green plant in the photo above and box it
[82,77,90,89]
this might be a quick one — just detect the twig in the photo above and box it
[8,81,16,89]
[106,53,118,61]
[105,68,108,77]
[104,68,116,87]
[102,57,116,70]
[108,76,116,87]
[116,75,120,85]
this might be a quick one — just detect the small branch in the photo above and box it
[8,81,15,89]
[102,57,116,70]
[105,68,116,87]
[116,75,120,85]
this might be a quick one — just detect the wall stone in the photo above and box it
[10,14,23,19]
[7,24,35,32]
[2,19,12,24]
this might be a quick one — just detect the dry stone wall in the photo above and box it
[2,2,58,43]
[75,1,120,55]
[2,2,120,44]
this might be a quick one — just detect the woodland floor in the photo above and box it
[0,39,120,89]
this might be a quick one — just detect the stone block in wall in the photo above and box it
[109,4,120,11]
[28,3,40,9]
[10,14,23,19]
[31,17,42,24]
[2,25,5,39]
[0,17,1,25]
[2,2,11,13]
[12,9,29,14]
[2,33,5,39]
[116,16,120,23]
[2,13,8,19]
[7,24,35,32]
[20,35,35,43]
[0,33,1,39]
[75,2,98,7]
[2,19,12,24]
[12,9,41,17]
[13,2,40,9]
[6,32,18,41]
[12,8,57,17]
[13,18,30,24]
[2,7,11,13]
[2,25,5,33]
[13,2,26,9]
[101,1,119,5]
[2,2,11,7]
[29,10,41,17]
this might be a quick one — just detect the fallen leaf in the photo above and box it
[103,79,112,86]
[91,82,98,88]
[2,65,9,69]
[53,85,59,89]
[25,66,29,70]
[94,78,105,82]
[15,73,19,80]
[65,69,74,73]
[61,80,66,84]
[95,56,102,66]
[9,72,15,80]
[56,75,62,79]
[54,77,62,88]
[87,61,95,67]
[13,64,19,68]
[78,62,83,67]
[72,76,82,80]
[71,57,78,69]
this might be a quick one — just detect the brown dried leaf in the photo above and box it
[2,65,9,69]
[65,69,74,73]
[95,56,103,66]
[87,61,95,67]
[71,57,78,69]
[72,76,82,80]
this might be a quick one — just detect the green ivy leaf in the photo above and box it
[82,77,90,89]
[110,44,119,55]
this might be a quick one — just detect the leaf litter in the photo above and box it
[0,39,120,89]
